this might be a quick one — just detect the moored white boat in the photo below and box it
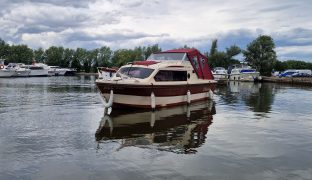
[228,64,261,82]
[212,67,228,81]
[96,48,217,109]
[0,60,16,77]
[23,63,50,77]
[7,63,31,77]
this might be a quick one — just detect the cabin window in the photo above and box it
[118,67,154,79]
[201,57,205,67]
[147,53,188,61]
[154,70,187,81]
[192,56,199,69]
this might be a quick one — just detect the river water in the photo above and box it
[0,76,311,180]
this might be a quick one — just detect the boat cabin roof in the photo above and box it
[146,48,214,80]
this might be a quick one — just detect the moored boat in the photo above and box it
[228,64,261,81]
[23,63,50,77]
[212,67,228,82]
[7,63,31,77]
[96,48,216,109]
[0,60,16,78]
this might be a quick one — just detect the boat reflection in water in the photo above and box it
[95,100,216,154]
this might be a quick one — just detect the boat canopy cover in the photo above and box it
[163,48,214,80]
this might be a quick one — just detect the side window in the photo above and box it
[154,70,187,81]
[192,56,199,69]
[201,57,205,67]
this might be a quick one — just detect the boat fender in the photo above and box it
[187,90,191,104]
[208,90,213,99]
[151,92,156,110]
[102,90,114,108]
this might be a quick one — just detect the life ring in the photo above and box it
[0,65,4,69]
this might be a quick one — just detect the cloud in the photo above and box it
[0,0,312,61]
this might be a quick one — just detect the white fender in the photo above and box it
[187,90,191,104]
[151,92,156,109]
[208,90,213,99]
[103,90,114,108]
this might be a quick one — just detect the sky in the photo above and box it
[0,0,312,61]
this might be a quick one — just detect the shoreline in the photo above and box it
[262,76,312,86]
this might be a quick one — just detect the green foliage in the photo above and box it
[243,35,277,76]
[45,46,64,66]
[209,39,217,56]
[0,39,10,60]
[7,44,33,64]
[274,60,312,72]
[0,37,311,74]
[206,40,241,69]
[33,48,45,63]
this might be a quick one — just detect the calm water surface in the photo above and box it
[0,76,312,180]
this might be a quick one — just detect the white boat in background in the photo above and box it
[212,67,228,81]
[23,63,50,77]
[0,60,16,78]
[48,66,68,76]
[228,64,261,82]
[7,63,31,77]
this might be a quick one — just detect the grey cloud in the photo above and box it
[3,0,96,8]
[65,30,168,43]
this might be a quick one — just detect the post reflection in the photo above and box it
[95,101,216,154]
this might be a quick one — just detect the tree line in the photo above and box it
[1,36,311,75]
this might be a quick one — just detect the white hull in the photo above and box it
[48,69,69,76]
[13,70,31,77]
[229,72,260,81]
[213,74,228,81]
[29,69,49,77]
[0,70,16,77]
[102,91,213,108]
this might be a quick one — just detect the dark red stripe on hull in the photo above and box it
[96,83,216,97]
[111,96,211,109]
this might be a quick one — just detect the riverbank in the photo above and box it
[262,76,312,86]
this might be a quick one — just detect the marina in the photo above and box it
[0,76,311,179]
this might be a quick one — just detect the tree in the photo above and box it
[63,48,75,68]
[33,48,45,63]
[243,35,277,75]
[7,44,33,64]
[0,38,10,61]
[111,49,136,67]
[45,46,64,66]
[206,40,241,68]
[97,46,112,67]
[209,39,218,56]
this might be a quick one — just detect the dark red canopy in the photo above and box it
[163,48,214,80]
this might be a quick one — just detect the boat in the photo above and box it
[95,100,216,153]
[228,64,261,81]
[48,66,69,76]
[97,67,118,80]
[23,63,50,77]
[212,67,228,82]
[0,60,16,78]
[7,63,31,77]
[96,48,216,109]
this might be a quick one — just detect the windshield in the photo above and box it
[147,53,188,61]
[118,67,154,79]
